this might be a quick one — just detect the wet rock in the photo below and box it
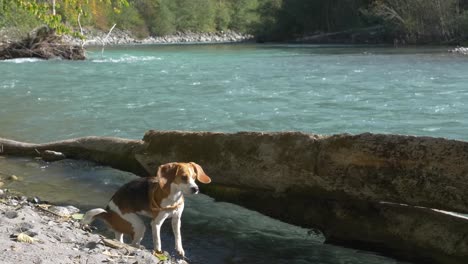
[8,175,19,181]
[28,197,41,204]
[41,150,66,162]
[0,189,5,197]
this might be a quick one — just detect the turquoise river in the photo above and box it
[1,44,468,263]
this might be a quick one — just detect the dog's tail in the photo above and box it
[81,208,107,226]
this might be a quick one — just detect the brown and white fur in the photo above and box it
[81,162,211,257]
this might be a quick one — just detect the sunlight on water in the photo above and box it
[1,44,465,263]
[1,44,468,143]
[91,55,162,63]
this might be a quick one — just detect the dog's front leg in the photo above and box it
[172,213,185,257]
[151,213,168,254]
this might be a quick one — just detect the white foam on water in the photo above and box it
[92,55,162,63]
[3,58,44,63]
[422,127,441,132]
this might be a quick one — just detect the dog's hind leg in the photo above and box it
[124,213,145,247]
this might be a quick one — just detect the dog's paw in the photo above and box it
[176,246,185,258]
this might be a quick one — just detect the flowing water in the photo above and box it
[1,44,468,263]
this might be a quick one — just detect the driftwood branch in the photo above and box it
[0,26,85,60]
[77,12,85,49]
[0,136,148,176]
[101,24,117,57]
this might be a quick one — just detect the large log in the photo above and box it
[0,136,147,176]
[1,130,468,263]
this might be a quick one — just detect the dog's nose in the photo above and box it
[191,186,199,194]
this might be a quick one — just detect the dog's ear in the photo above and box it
[189,162,211,184]
[156,163,178,191]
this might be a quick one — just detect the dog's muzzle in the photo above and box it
[190,186,199,194]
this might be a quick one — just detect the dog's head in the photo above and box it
[156,162,211,195]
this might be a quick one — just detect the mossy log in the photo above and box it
[0,26,85,60]
[1,131,468,263]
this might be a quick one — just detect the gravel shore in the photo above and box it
[63,29,254,46]
[0,189,183,264]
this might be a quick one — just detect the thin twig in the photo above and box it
[101,24,116,58]
[77,12,86,49]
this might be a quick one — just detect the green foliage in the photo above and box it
[3,0,468,43]
[11,0,129,36]
[457,10,468,40]
[214,0,231,31]
[173,0,216,32]
[108,2,148,38]
[228,0,260,33]
[153,0,176,35]
[369,0,464,43]
[0,0,41,39]
[133,0,158,35]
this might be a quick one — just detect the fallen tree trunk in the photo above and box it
[1,130,468,263]
[0,26,85,60]
[0,136,147,176]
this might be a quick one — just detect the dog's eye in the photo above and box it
[181,175,188,181]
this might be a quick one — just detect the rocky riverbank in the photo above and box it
[0,188,183,264]
[449,46,468,55]
[62,28,254,46]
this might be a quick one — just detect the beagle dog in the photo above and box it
[82,162,211,257]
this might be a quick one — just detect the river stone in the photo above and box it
[41,150,66,162]
[8,175,19,181]
[17,222,34,232]
[48,205,80,217]
[5,210,18,219]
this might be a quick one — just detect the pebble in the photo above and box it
[5,210,18,219]
[48,205,80,217]
[8,199,19,206]
[28,197,41,204]
[8,175,19,181]
[17,222,34,231]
